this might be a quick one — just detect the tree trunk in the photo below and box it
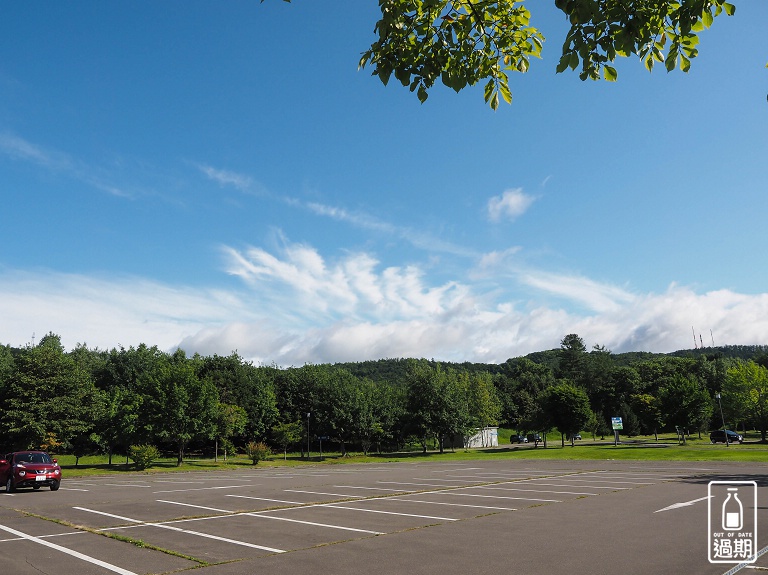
[177,443,184,466]
[214,438,219,463]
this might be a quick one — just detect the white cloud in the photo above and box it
[0,269,257,352]
[221,239,466,323]
[198,164,258,194]
[487,188,536,222]
[517,270,635,314]
[2,247,767,366]
[0,132,132,198]
[0,132,64,167]
[299,199,478,258]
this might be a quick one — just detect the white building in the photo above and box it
[463,427,499,448]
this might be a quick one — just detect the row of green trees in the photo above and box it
[0,334,500,462]
[1,333,767,463]
[495,335,768,445]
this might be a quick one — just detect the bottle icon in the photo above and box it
[722,488,743,531]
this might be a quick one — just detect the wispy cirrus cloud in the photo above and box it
[0,132,132,198]
[196,162,480,258]
[0,132,68,168]
[516,270,635,314]
[487,188,536,222]
[197,164,263,195]
[0,267,256,352]
[299,199,478,258]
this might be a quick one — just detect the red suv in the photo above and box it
[0,451,62,492]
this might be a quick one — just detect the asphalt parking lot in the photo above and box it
[1,458,767,575]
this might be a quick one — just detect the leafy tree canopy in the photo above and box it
[269,0,737,109]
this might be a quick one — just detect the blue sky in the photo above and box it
[1,1,767,365]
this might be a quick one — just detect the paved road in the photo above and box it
[1,459,767,575]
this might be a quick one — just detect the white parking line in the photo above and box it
[592,470,690,477]
[323,504,458,521]
[378,481,461,488]
[153,485,249,494]
[73,507,285,553]
[534,478,653,485]
[412,478,483,483]
[513,482,629,490]
[157,500,232,513]
[285,490,365,498]
[227,495,304,505]
[431,491,561,502]
[474,485,598,496]
[0,524,137,575]
[389,498,516,511]
[250,513,384,534]
[472,471,555,475]
[0,531,86,543]
[156,500,384,535]
[333,485,416,493]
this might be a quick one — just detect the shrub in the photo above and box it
[245,441,271,465]
[128,444,160,470]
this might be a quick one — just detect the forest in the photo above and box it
[1,332,767,463]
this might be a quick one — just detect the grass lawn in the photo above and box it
[54,432,768,478]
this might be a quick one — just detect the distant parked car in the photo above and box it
[570,433,582,440]
[0,451,62,492]
[527,433,543,443]
[710,430,743,444]
[514,435,528,444]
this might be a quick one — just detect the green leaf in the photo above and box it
[499,78,512,104]
[702,10,714,28]
[483,79,495,102]
[417,84,429,103]
[664,50,676,72]
[569,52,580,71]
[489,91,500,111]
[603,65,617,82]
[556,54,571,74]
[723,3,736,16]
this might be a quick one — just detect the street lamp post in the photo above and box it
[715,392,728,447]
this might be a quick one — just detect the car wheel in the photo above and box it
[50,481,60,491]
[5,478,14,493]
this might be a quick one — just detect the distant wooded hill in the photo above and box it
[333,345,768,383]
